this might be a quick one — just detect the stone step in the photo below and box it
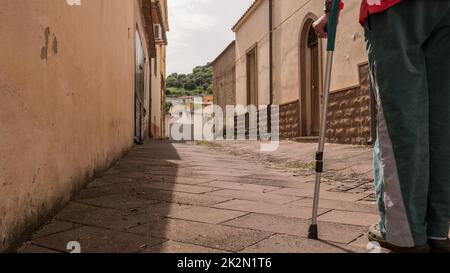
[294,136,319,143]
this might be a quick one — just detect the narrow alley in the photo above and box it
[19,140,379,253]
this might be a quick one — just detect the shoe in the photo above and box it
[368,224,431,253]
[429,238,450,253]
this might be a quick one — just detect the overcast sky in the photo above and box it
[167,0,254,75]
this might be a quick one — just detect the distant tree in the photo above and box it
[165,102,172,113]
[167,63,213,97]
[166,75,178,88]
[184,80,197,91]
[207,85,213,95]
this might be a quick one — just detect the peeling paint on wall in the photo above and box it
[41,28,58,60]
[40,27,50,60]
[52,36,58,55]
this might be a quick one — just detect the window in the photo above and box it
[246,46,258,107]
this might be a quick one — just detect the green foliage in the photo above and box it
[165,102,172,113]
[166,63,213,97]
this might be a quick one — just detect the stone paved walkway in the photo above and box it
[18,140,380,253]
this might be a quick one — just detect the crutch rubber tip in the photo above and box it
[308,224,319,240]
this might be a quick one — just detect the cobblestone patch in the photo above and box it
[207,141,375,196]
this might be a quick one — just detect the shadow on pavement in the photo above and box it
[17,140,182,253]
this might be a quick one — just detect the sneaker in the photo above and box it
[368,224,431,253]
[429,238,450,253]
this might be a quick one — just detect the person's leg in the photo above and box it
[424,7,450,241]
[366,0,450,247]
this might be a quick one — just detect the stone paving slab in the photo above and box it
[31,220,82,239]
[202,181,281,193]
[55,203,151,230]
[241,234,365,253]
[75,201,241,225]
[318,210,380,227]
[143,241,230,253]
[76,194,160,211]
[290,198,377,214]
[223,213,367,245]
[210,176,328,190]
[270,187,370,202]
[18,243,61,253]
[74,183,132,201]
[135,189,233,207]
[208,189,301,204]
[139,175,216,185]
[350,234,372,250]
[32,226,165,253]
[87,176,140,188]
[192,170,258,178]
[129,217,273,252]
[139,182,218,194]
[166,205,248,224]
[213,200,330,219]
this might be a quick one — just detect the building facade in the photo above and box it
[0,0,168,251]
[211,41,237,127]
[150,0,169,139]
[228,0,376,145]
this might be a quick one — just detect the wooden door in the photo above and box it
[308,28,320,136]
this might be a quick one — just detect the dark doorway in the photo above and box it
[300,21,321,137]
[135,30,145,144]
[308,27,320,136]
[246,46,258,138]
[246,46,258,107]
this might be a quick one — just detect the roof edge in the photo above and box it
[232,0,264,32]
[211,41,236,65]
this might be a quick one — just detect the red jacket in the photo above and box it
[359,0,403,25]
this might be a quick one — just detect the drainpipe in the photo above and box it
[268,0,274,133]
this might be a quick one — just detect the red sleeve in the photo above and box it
[359,1,369,25]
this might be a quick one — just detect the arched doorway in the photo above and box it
[299,17,321,137]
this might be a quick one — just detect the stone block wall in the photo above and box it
[279,100,300,139]
[326,63,374,145]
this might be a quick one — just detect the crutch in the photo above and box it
[308,0,341,240]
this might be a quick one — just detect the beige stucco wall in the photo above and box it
[234,0,270,109]
[273,0,367,104]
[235,0,368,106]
[0,0,152,251]
[212,42,236,127]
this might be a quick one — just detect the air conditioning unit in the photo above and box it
[153,24,164,42]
